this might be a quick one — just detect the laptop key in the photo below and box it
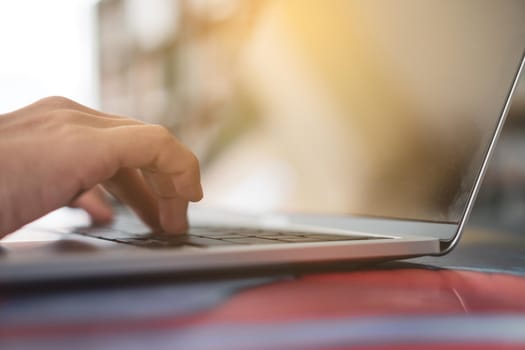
[276,237,325,243]
[184,236,237,247]
[189,227,244,234]
[223,237,283,245]
[75,228,145,241]
[120,238,173,248]
[255,232,294,238]
[71,226,387,249]
[116,235,229,248]
[196,232,250,239]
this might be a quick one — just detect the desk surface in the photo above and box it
[409,225,525,273]
[1,226,525,350]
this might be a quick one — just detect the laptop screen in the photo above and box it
[100,0,525,224]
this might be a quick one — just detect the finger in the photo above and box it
[59,110,142,128]
[102,125,203,202]
[159,197,188,234]
[142,170,189,233]
[42,96,138,121]
[2,100,141,130]
[103,168,162,232]
[70,186,113,225]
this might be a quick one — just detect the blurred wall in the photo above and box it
[97,0,525,226]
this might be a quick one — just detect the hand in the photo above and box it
[0,96,203,238]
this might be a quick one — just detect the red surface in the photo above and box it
[3,268,525,349]
[199,269,525,323]
[314,345,525,350]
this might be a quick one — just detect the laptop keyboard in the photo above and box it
[72,226,386,249]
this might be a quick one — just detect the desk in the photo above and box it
[1,226,525,350]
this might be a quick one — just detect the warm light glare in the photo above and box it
[0,0,98,113]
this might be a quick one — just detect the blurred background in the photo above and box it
[0,0,524,231]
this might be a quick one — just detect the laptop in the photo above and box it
[1,0,524,284]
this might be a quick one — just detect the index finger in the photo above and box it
[100,124,203,202]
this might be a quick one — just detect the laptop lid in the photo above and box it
[181,1,524,243]
[100,1,525,250]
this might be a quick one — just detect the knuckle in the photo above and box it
[179,153,201,188]
[187,154,200,173]
[150,124,173,145]
[147,124,200,179]
[38,96,76,110]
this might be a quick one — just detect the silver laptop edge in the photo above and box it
[442,50,525,255]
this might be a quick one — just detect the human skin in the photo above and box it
[0,96,203,238]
